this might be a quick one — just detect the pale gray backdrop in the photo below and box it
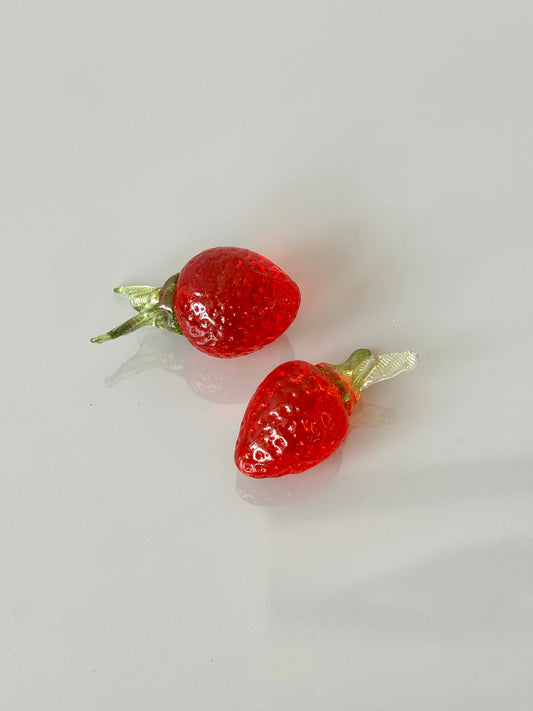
[1,1,532,709]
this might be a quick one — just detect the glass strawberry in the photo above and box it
[91,247,301,358]
[235,348,418,477]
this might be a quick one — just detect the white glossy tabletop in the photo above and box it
[2,2,532,709]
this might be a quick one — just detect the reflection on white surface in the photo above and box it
[185,335,294,403]
[236,400,400,505]
[104,330,187,385]
[236,450,342,506]
[104,330,295,404]
[350,400,398,428]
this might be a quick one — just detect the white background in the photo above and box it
[2,1,532,709]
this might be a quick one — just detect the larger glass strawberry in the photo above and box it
[235,348,418,477]
[91,247,300,358]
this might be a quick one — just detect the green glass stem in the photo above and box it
[333,348,419,396]
[91,273,182,344]
[316,347,417,416]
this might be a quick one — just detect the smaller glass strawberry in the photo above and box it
[91,247,300,358]
[235,348,418,477]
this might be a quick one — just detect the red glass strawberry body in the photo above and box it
[235,361,353,477]
[174,247,300,357]
[235,349,418,478]
[91,246,300,358]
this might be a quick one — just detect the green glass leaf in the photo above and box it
[91,273,182,343]
[334,349,418,395]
